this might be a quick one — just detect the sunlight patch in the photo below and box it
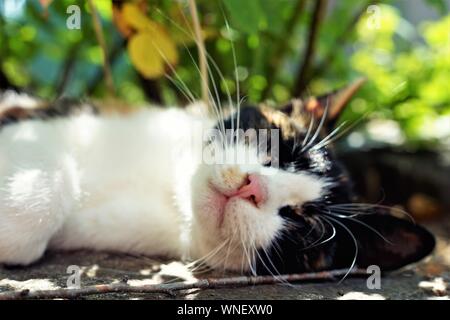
[0,278,59,291]
[419,277,448,296]
[338,291,386,300]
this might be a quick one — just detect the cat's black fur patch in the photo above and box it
[222,105,435,275]
[0,91,97,128]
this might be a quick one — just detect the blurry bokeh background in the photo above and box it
[0,0,449,221]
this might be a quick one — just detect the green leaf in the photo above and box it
[223,0,265,34]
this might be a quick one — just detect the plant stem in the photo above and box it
[87,0,116,97]
[188,0,209,109]
[293,0,328,97]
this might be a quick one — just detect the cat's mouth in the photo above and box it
[207,174,268,227]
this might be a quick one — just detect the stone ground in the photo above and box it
[1,219,449,300]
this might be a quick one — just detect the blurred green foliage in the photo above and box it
[0,0,449,149]
[347,4,450,148]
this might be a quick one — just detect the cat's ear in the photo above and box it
[281,77,366,128]
[349,213,435,271]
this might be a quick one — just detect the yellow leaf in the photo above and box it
[122,2,154,31]
[128,30,178,79]
[113,4,133,38]
[121,2,186,39]
[121,2,179,78]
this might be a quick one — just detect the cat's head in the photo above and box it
[189,83,435,275]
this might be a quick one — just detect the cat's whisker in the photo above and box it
[313,109,372,150]
[329,208,369,214]
[310,120,348,151]
[238,235,247,275]
[176,8,229,144]
[247,241,260,277]
[259,232,293,287]
[185,240,229,272]
[268,234,285,263]
[253,241,292,286]
[188,242,228,271]
[322,215,358,283]
[329,203,414,222]
[304,215,337,250]
[279,218,306,245]
[147,8,228,141]
[155,7,236,145]
[301,114,315,148]
[300,215,327,250]
[321,208,363,219]
[302,215,325,244]
[219,241,243,277]
[203,54,234,143]
[187,262,215,275]
[189,259,223,275]
[240,236,255,275]
[326,205,385,216]
[329,212,393,244]
[186,50,221,117]
[245,232,258,276]
[152,41,198,106]
[250,245,258,277]
[164,74,196,104]
[301,101,329,152]
[221,226,239,274]
[178,44,226,140]
[236,94,248,147]
[161,8,216,111]
[260,229,284,278]
[302,216,321,240]
[221,11,242,147]
[248,245,257,276]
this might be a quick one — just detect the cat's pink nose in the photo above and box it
[235,174,265,207]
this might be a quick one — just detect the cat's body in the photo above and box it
[0,91,435,274]
[0,105,211,264]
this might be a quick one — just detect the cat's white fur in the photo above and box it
[0,95,326,271]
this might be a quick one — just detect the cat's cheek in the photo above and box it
[192,188,228,228]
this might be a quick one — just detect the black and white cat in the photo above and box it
[0,89,435,275]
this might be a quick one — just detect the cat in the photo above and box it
[0,89,435,275]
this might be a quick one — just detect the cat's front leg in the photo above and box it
[0,158,80,265]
